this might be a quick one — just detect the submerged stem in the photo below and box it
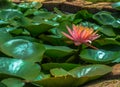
[84,43,98,50]
[77,45,82,54]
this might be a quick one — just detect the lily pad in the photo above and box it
[0,39,45,62]
[0,57,40,80]
[39,35,66,46]
[44,45,73,58]
[13,36,38,42]
[33,73,88,87]
[69,64,111,78]
[50,68,70,77]
[0,29,12,46]
[95,38,120,46]
[25,22,54,36]
[33,64,111,87]
[80,49,119,63]
[0,20,8,25]
[93,11,116,25]
[100,26,116,36]
[1,78,25,87]
[0,9,23,20]
[112,2,120,10]
[33,11,56,20]
[0,82,7,87]
[42,63,80,71]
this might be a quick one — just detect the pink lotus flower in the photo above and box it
[62,25,100,49]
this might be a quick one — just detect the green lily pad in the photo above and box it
[33,64,111,87]
[93,11,116,25]
[74,10,93,20]
[0,39,45,62]
[44,45,73,58]
[0,9,23,20]
[80,49,119,63]
[69,64,112,78]
[111,19,120,28]
[25,22,54,36]
[0,27,24,35]
[0,20,8,25]
[33,11,56,19]
[112,2,120,10]
[50,68,70,77]
[39,35,66,46]
[100,26,116,36]
[1,78,25,87]
[10,17,32,27]
[0,57,40,80]
[42,63,80,71]
[29,2,42,9]
[112,57,120,63]
[0,0,11,9]
[0,29,12,46]
[18,2,42,9]
[96,38,120,46]
[24,9,37,16]
[9,29,24,35]
[0,82,7,87]
[33,75,88,87]
[100,44,120,51]
[13,36,38,42]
